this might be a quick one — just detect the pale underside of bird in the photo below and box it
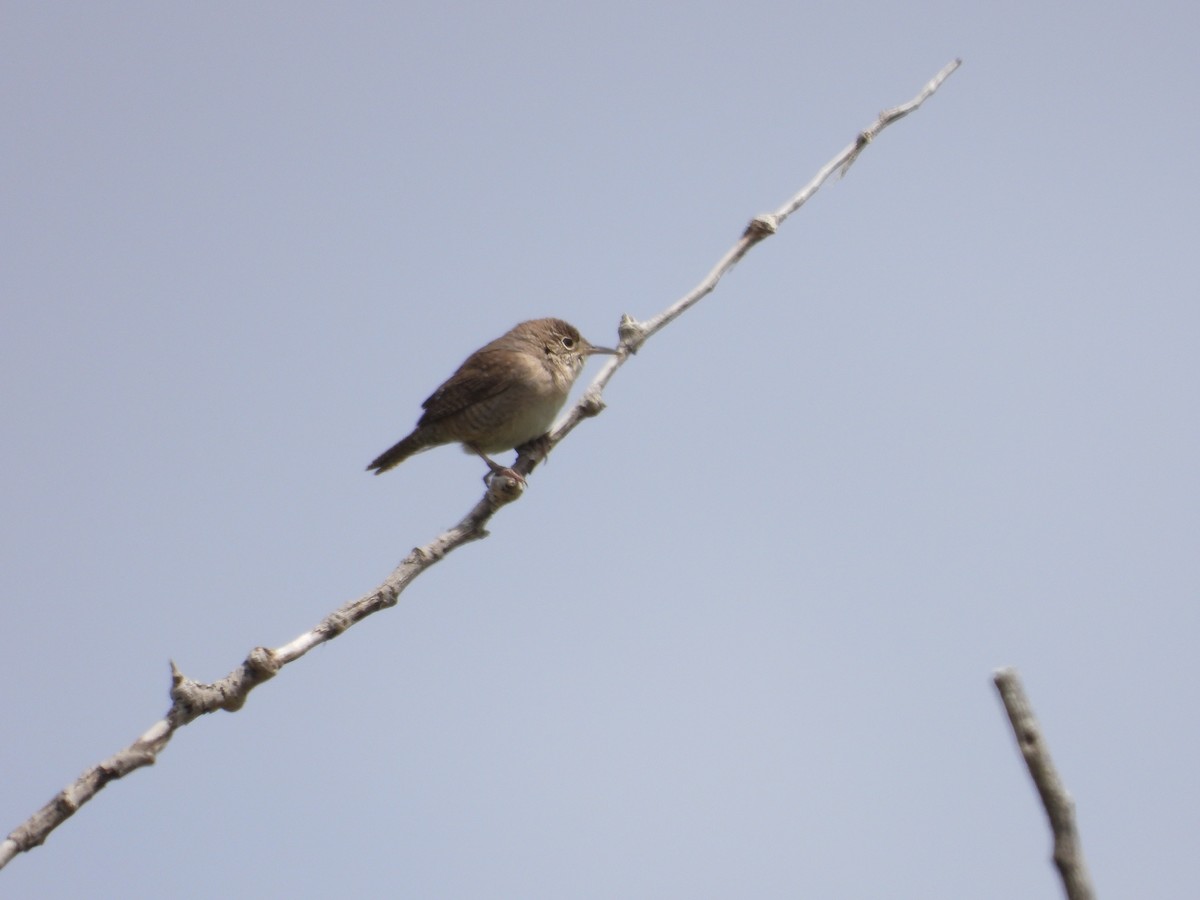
[367,317,616,479]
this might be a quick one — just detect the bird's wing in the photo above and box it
[416,347,530,426]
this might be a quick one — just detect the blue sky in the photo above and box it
[3,2,1198,897]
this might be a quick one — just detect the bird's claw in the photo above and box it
[482,463,526,486]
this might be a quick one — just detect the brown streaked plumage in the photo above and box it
[367,318,615,477]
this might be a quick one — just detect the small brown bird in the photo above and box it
[367,318,616,478]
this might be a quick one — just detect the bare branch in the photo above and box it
[0,60,961,872]
[993,668,1096,900]
[0,478,522,870]
[541,59,961,454]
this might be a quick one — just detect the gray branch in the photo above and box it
[541,58,961,454]
[0,60,961,871]
[993,667,1096,900]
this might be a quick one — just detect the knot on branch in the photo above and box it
[167,647,280,720]
[841,132,875,177]
[579,390,607,418]
[485,471,525,506]
[53,793,79,818]
[743,214,778,244]
[617,314,647,354]
[217,648,281,712]
[321,607,355,637]
[243,646,281,680]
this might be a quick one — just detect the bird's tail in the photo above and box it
[366,431,430,475]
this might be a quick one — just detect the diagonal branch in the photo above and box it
[994,667,1097,900]
[542,58,961,452]
[0,59,961,872]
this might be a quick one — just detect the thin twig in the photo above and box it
[543,58,962,450]
[0,59,961,871]
[994,668,1096,900]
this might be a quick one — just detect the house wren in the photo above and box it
[367,318,616,478]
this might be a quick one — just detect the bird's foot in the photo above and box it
[469,445,527,486]
[482,463,526,486]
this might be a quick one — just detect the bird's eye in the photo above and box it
[561,337,575,349]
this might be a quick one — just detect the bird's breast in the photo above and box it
[470,390,567,452]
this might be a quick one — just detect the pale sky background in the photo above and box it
[3,3,1198,898]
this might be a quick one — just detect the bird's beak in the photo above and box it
[586,344,618,356]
